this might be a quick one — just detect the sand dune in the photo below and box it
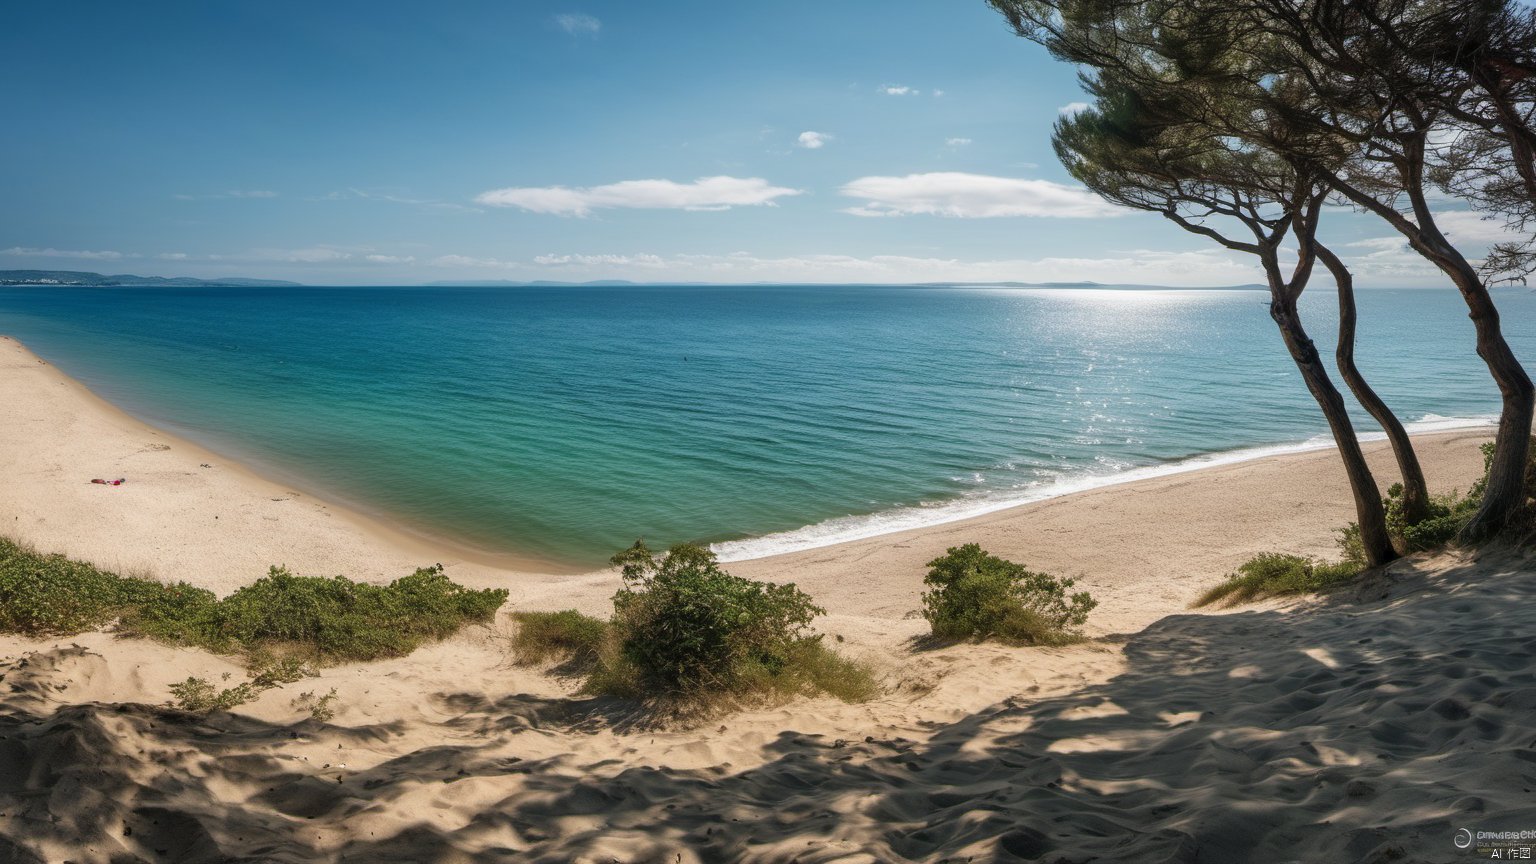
[4,552,1533,862]
[1,333,1529,862]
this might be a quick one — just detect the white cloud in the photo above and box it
[322,188,478,212]
[554,13,600,35]
[364,254,416,264]
[157,252,189,260]
[1432,210,1523,244]
[1058,101,1091,116]
[932,89,945,98]
[946,137,973,147]
[880,85,918,96]
[1,246,126,260]
[839,172,1123,218]
[1340,210,1524,279]
[1344,237,1408,253]
[475,176,803,216]
[429,254,517,269]
[796,131,831,150]
[244,247,352,263]
[533,253,668,268]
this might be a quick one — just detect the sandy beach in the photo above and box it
[2,332,1531,863]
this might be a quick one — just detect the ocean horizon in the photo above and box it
[1,283,1527,568]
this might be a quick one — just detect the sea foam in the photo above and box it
[711,413,1497,562]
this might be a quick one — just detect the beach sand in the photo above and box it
[2,332,1531,863]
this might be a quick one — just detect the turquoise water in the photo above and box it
[0,285,1529,567]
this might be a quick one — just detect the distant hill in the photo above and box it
[0,270,302,288]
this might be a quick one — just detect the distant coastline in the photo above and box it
[0,269,301,288]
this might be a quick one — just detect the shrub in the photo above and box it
[168,656,315,714]
[1377,481,1475,553]
[609,542,831,696]
[511,542,877,709]
[292,688,340,721]
[920,544,1096,645]
[509,609,610,668]
[202,564,507,662]
[0,539,507,666]
[1378,438,1536,551]
[169,676,257,713]
[0,538,209,636]
[1335,522,1367,568]
[1194,552,1362,608]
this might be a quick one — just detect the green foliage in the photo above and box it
[509,609,610,668]
[292,688,340,722]
[169,676,257,713]
[1336,522,1367,569]
[512,543,877,709]
[920,544,1097,645]
[609,542,830,695]
[1383,481,1475,552]
[1376,439,1536,553]
[0,538,507,665]
[0,538,213,637]
[168,656,317,714]
[197,564,507,662]
[1195,552,1363,608]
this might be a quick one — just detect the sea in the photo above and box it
[0,284,1528,569]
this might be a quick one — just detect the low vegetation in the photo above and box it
[919,544,1097,645]
[292,687,341,722]
[1386,440,1536,551]
[0,538,507,665]
[509,609,608,667]
[1204,439,1536,609]
[1195,552,1363,608]
[168,655,313,713]
[510,542,877,710]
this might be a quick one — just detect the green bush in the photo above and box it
[511,542,877,708]
[0,538,214,637]
[1195,552,1362,608]
[168,655,314,714]
[0,539,507,665]
[292,688,340,722]
[920,544,1096,645]
[1377,439,1536,552]
[200,564,507,662]
[509,609,610,668]
[610,542,829,694]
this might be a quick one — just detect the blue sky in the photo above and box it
[0,1,1513,285]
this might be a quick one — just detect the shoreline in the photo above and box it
[1,334,1499,581]
[0,334,576,579]
[714,411,1495,562]
[0,329,1497,637]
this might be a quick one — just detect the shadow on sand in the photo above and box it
[3,552,1535,863]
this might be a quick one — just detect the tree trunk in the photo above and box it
[1451,262,1534,542]
[1314,240,1431,528]
[1267,296,1396,566]
[1259,242,1398,567]
[1398,191,1534,543]
[1326,159,1535,542]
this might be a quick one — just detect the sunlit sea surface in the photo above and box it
[1,284,1528,568]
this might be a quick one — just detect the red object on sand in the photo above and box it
[90,478,125,486]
